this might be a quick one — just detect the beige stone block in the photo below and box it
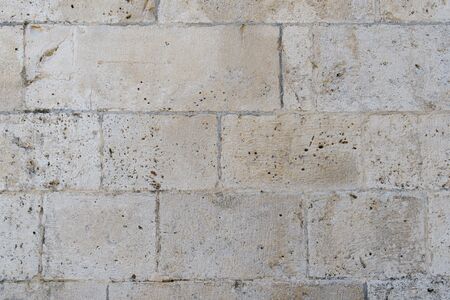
[308,191,426,278]
[221,113,364,191]
[0,193,40,280]
[381,0,450,22]
[102,114,217,191]
[25,25,279,111]
[0,113,101,190]
[42,192,156,280]
[0,26,23,111]
[159,192,306,279]
[0,0,156,23]
[159,0,375,23]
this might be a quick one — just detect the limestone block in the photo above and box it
[428,192,450,276]
[381,0,450,22]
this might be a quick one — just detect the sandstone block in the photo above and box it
[25,24,279,111]
[0,113,101,190]
[308,191,426,278]
[159,192,306,279]
[102,114,217,191]
[42,192,156,280]
[0,193,40,280]
[159,0,375,23]
[221,113,364,191]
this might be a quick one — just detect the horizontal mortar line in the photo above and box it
[0,277,370,285]
[0,187,448,195]
[0,20,449,27]
[0,109,450,116]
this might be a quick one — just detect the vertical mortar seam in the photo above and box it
[98,113,105,191]
[155,190,161,273]
[154,0,161,22]
[106,284,110,300]
[216,113,223,187]
[278,24,284,109]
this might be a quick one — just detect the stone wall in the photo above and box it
[0,1,449,299]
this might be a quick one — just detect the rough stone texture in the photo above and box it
[42,192,156,280]
[0,193,40,281]
[222,113,365,191]
[283,25,450,111]
[0,281,106,300]
[308,191,426,279]
[25,24,279,111]
[368,277,450,300]
[0,0,156,23]
[381,0,450,22]
[159,192,306,279]
[0,0,449,298]
[363,114,421,189]
[159,0,375,23]
[102,114,217,191]
[428,192,450,276]
[110,281,364,300]
[0,113,100,190]
[0,26,23,111]
[419,114,450,190]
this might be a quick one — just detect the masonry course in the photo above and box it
[0,1,448,299]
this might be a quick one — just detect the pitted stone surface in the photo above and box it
[25,24,279,111]
[0,113,100,190]
[42,192,156,280]
[0,26,23,111]
[102,114,217,191]
[0,193,40,281]
[381,0,450,22]
[428,192,450,276]
[159,0,375,23]
[159,192,306,279]
[283,25,450,111]
[308,191,426,279]
[0,0,156,23]
[221,113,365,191]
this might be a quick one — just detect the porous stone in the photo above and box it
[362,114,421,189]
[0,113,101,191]
[109,281,364,300]
[102,114,217,191]
[308,191,426,279]
[25,24,279,111]
[381,0,450,22]
[0,281,106,300]
[428,192,450,276]
[159,192,306,279]
[0,193,40,281]
[368,277,450,300]
[283,25,450,111]
[159,0,375,23]
[221,113,364,191]
[42,192,156,280]
[0,26,23,111]
[419,114,450,190]
[0,0,156,23]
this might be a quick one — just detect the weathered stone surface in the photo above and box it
[0,0,156,23]
[42,192,156,280]
[381,0,450,22]
[110,281,364,300]
[0,26,23,111]
[308,191,426,278]
[25,24,279,111]
[0,113,101,190]
[159,0,375,23]
[283,25,450,111]
[363,114,421,189]
[419,114,450,190]
[221,113,364,191]
[0,193,40,280]
[102,114,217,191]
[368,277,450,300]
[159,192,306,279]
[0,281,106,300]
[428,192,450,276]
